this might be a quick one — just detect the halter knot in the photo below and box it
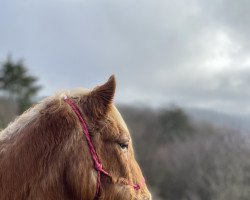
[95,162,103,170]
[133,184,141,191]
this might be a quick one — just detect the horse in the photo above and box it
[0,75,151,200]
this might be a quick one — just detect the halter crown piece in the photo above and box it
[64,96,143,200]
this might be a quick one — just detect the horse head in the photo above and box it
[0,75,151,200]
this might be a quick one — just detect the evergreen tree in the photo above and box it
[0,56,41,114]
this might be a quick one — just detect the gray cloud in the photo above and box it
[1,0,250,115]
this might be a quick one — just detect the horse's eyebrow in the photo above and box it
[117,137,130,144]
[116,127,130,141]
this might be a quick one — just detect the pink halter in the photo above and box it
[64,96,143,199]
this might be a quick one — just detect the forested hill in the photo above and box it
[119,105,250,200]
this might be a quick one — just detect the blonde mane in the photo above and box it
[0,100,46,141]
[0,88,90,142]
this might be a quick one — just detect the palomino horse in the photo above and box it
[0,75,151,200]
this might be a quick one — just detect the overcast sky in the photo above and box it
[1,0,250,116]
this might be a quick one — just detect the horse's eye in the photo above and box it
[118,143,128,150]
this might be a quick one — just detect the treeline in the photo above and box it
[119,105,250,200]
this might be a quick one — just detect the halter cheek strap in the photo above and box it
[64,96,144,199]
[64,97,109,198]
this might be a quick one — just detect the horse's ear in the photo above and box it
[85,75,116,119]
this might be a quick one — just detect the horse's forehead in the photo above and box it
[110,105,129,133]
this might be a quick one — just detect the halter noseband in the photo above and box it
[64,96,143,199]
